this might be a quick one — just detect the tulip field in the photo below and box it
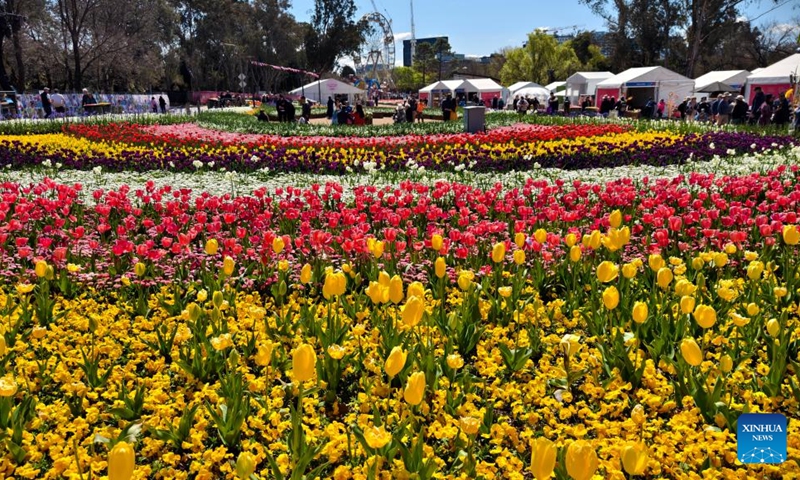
[0,113,799,479]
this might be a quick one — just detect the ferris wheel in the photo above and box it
[353,11,395,89]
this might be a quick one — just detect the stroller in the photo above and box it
[393,104,406,124]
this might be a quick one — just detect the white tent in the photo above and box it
[744,53,800,102]
[693,70,750,94]
[419,81,451,106]
[565,72,614,103]
[511,86,550,104]
[289,78,366,103]
[461,78,504,104]
[545,81,566,93]
[505,81,544,102]
[595,66,694,109]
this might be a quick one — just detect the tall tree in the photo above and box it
[499,30,581,85]
[432,37,451,81]
[412,41,435,85]
[303,0,365,73]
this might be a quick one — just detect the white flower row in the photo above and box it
[3,146,798,203]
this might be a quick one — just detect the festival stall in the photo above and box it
[744,53,800,103]
[289,78,366,104]
[693,70,749,95]
[595,66,694,109]
[460,78,504,104]
[418,81,450,106]
[565,72,614,103]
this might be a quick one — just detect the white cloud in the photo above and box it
[768,23,800,35]
[394,32,412,42]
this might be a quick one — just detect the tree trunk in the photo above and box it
[0,36,12,91]
[11,26,25,90]
[72,34,82,89]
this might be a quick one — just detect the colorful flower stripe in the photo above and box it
[0,167,798,284]
[0,128,794,174]
[66,122,630,149]
[0,171,799,478]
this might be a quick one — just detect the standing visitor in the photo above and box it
[50,89,66,115]
[327,96,334,119]
[716,94,731,125]
[40,87,52,118]
[517,96,528,116]
[406,95,417,123]
[300,96,311,122]
[731,95,748,124]
[442,94,454,122]
[159,95,167,114]
[150,97,158,113]
[547,92,558,114]
[751,87,765,124]
[758,95,773,126]
[416,99,425,123]
[657,99,666,119]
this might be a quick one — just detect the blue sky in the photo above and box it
[288,0,798,63]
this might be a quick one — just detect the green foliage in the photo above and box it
[499,30,581,85]
[304,0,366,73]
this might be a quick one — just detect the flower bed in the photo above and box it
[0,121,794,174]
[0,169,799,478]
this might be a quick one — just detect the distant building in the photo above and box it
[403,36,449,67]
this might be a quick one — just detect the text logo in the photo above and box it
[737,413,786,464]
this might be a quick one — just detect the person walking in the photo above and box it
[326,96,334,119]
[40,87,52,118]
[50,89,66,115]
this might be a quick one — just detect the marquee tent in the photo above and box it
[418,80,468,105]
[545,81,566,93]
[461,78,504,104]
[693,70,749,94]
[511,86,551,104]
[744,53,800,103]
[595,66,694,109]
[565,72,614,103]
[289,78,366,104]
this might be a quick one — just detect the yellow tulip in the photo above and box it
[212,290,224,308]
[514,232,526,248]
[774,286,788,298]
[596,261,618,283]
[403,371,426,405]
[446,353,464,370]
[364,425,392,450]
[323,271,346,299]
[431,233,443,251]
[384,346,407,378]
[720,354,733,373]
[766,318,779,337]
[656,267,673,289]
[108,441,135,480]
[680,338,703,366]
[457,271,474,291]
[691,256,704,270]
[569,245,582,262]
[621,442,648,476]
[530,437,557,480]
[724,243,737,254]
[0,337,5,356]
[731,312,750,327]
[783,224,800,245]
[134,262,146,278]
[631,404,646,425]
[402,296,425,327]
[491,242,506,263]
[435,257,447,278]
[746,303,759,316]
[204,238,219,255]
[746,261,764,280]
[222,256,235,276]
[460,416,481,435]
[587,230,601,250]
[560,334,582,357]
[514,249,526,265]
[498,286,512,298]
[378,270,390,287]
[680,296,695,315]
[292,343,317,382]
[602,286,619,310]
[186,302,202,321]
[272,236,285,254]
[622,262,638,279]
[388,275,404,304]
[648,254,664,272]
[372,240,385,259]
[534,228,547,244]
[609,209,622,228]
[632,301,648,324]
[300,263,312,284]
[564,232,578,247]
[713,252,728,267]
[35,260,48,278]
[565,440,598,480]
[407,281,425,300]
[255,341,274,367]
[674,279,696,296]
[366,281,385,304]
[693,304,717,329]
[235,451,256,480]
